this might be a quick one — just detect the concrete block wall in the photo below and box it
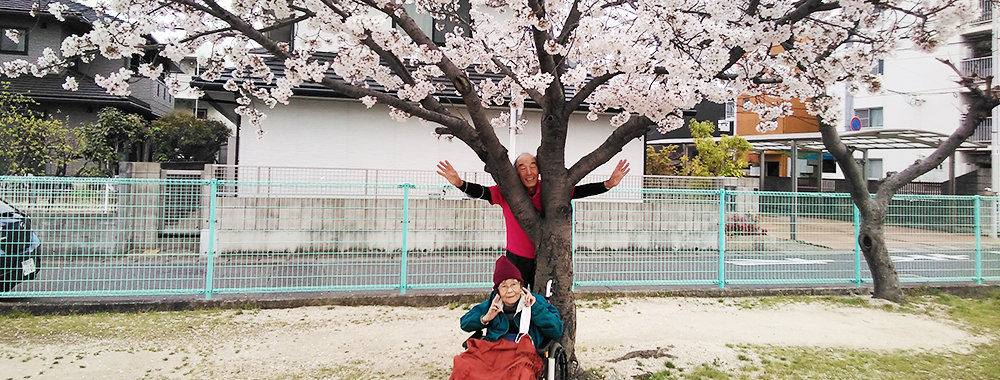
[208,195,725,254]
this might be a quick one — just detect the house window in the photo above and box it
[822,159,837,173]
[717,119,732,133]
[265,21,295,51]
[432,0,472,45]
[1,27,28,54]
[867,158,883,180]
[871,59,884,75]
[855,107,883,129]
[196,108,208,119]
[725,99,736,119]
[397,1,471,45]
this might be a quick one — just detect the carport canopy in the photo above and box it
[646,128,986,151]
[646,128,987,193]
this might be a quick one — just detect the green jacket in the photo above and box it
[460,291,564,348]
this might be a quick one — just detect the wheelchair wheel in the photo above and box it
[543,342,569,380]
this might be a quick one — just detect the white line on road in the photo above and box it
[728,253,973,267]
[728,258,835,266]
[890,254,969,262]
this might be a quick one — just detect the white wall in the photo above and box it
[237,96,642,179]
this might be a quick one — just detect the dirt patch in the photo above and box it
[0,297,990,379]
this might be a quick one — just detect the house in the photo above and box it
[0,0,174,173]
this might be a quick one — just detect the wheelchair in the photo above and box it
[457,280,570,379]
[462,329,569,380]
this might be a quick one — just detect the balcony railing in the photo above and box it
[962,57,992,79]
[972,117,993,143]
[973,0,994,24]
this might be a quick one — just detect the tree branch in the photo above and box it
[568,115,650,183]
[526,0,557,78]
[563,72,620,118]
[490,56,545,105]
[555,0,583,46]
[816,107,873,218]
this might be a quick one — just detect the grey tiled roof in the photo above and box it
[191,51,580,110]
[2,73,154,116]
[0,0,98,24]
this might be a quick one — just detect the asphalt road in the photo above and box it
[4,248,996,300]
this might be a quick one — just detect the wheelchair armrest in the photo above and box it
[462,329,485,349]
[537,339,563,359]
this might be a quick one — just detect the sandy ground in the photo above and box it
[0,296,991,380]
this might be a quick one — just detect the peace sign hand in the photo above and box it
[523,289,536,308]
[482,294,502,324]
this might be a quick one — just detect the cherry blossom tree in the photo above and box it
[0,0,984,357]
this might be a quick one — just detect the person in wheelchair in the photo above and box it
[451,256,564,380]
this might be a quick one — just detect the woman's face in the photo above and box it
[497,278,523,306]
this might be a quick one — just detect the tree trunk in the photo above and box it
[858,216,906,303]
[533,198,577,362]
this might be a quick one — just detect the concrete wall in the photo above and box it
[207,196,724,254]
[30,211,123,255]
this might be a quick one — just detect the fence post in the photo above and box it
[718,189,727,289]
[853,205,862,287]
[975,195,983,285]
[399,183,415,294]
[571,199,577,292]
[205,179,218,299]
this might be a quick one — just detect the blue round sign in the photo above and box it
[850,117,862,131]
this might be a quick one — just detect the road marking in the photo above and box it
[890,254,969,262]
[726,254,972,266]
[728,258,835,266]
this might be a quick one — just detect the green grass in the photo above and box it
[577,295,625,309]
[304,361,375,380]
[748,291,1000,380]
[741,290,1000,379]
[641,362,731,380]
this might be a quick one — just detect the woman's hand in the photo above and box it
[523,289,535,308]
[482,294,502,324]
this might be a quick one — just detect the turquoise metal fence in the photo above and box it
[0,176,997,299]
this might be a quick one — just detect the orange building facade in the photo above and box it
[735,95,819,178]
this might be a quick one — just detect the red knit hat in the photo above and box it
[493,256,524,289]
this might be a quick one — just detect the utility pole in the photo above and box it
[992,1,999,237]
[508,89,522,163]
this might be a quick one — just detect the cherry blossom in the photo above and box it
[62,76,78,91]
[47,2,69,22]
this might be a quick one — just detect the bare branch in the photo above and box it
[568,115,650,183]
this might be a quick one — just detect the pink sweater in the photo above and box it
[488,185,544,259]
